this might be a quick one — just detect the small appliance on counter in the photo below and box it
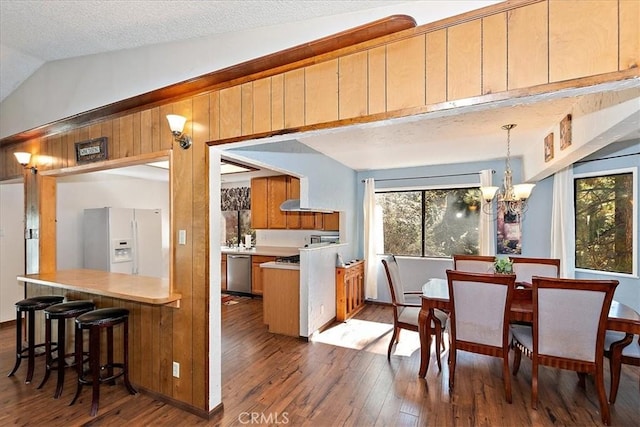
[310,234,339,244]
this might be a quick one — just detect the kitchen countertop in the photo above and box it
[17,269,181,306]
[221,245,300,257]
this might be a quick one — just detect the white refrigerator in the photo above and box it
[83,207,164,277]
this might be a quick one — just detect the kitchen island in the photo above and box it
[261,262,300,337]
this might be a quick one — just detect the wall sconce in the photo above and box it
[14,152,37,174]
[166,114,192,149]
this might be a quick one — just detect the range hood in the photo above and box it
[280,199,334,214]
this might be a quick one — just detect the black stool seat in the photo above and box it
[46,300,96,317]
[38,300,96,398]
[16,295,65,310]
[71,307,137,416]
[75,307,129,325]
[8,295,64,383]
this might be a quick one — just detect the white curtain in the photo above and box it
[479,169,496,256]
[363,178,378,299]
[551,166,575,278]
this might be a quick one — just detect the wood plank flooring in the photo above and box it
[1,298,638,426]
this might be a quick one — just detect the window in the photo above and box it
[221,186,255,246]
[575,169,636,275]
[376,187,481,257]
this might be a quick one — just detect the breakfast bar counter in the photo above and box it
[18,269,181,306]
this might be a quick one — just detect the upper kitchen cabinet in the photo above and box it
[251,175,288,229]
[267,175,288,229]
[251,175,339,231]
[322,212,339,231]
[250,178,269,229]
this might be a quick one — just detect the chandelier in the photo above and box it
[480,124,535,218]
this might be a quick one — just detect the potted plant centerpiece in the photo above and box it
[494,257,513,274]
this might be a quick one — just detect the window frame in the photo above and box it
[375,182,481,259]
[573,166,638,278]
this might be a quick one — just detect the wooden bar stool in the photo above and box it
[8,295,65,384]
[70,307,137,416]
[37,300,96,398]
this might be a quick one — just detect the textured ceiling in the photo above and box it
[0,0,410,102]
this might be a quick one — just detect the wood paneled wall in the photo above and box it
[199,0,637,145]
[1,0,637,415]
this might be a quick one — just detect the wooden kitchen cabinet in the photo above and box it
[251,176,288,229]
[250,177,269,229]
[221,254,227,291]
[251,175,340,232]
[322,212,340,231]
[336,260,365,321]
[267,175,288,229]
[300,212,323,230]
[251,255,276,295]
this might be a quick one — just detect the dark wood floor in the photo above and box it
[1,298,638,426]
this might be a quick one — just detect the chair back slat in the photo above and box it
[532,276,618,364]
[453,255,495,274]
[447,270,515,349]
[382,255,405,304]
[538,288,605,361]
[451,279,508,346]
[511,257,560,284]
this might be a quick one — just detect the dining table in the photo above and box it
[418,278,640,378]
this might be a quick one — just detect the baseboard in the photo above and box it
[304,316,338,342]
[135,385,223,420]
[0,319,16,330]
[365,299,392,307]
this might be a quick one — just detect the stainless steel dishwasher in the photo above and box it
[226,254,252,295]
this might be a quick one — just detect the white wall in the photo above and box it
[0,182,25,322]
[56,172,170,277]
[299,243,350,337]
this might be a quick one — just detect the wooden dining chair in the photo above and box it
[452,254,495,274]
[604,332,640,404]
[446,269,516,403]
[381,255,447,367]
[510,256,560,284]
[511,276,619,425]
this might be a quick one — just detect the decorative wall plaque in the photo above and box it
[560,114,572,150]
[75,137,108,164]
[544,132,554,162]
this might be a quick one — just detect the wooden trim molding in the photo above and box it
[0,15,416,147]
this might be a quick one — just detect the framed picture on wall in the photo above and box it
[544,132,554,162]
[560,114,572,150]
[497,201,521,255]
[75,137,108,164]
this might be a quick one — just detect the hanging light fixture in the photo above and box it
[480,124,535,217]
